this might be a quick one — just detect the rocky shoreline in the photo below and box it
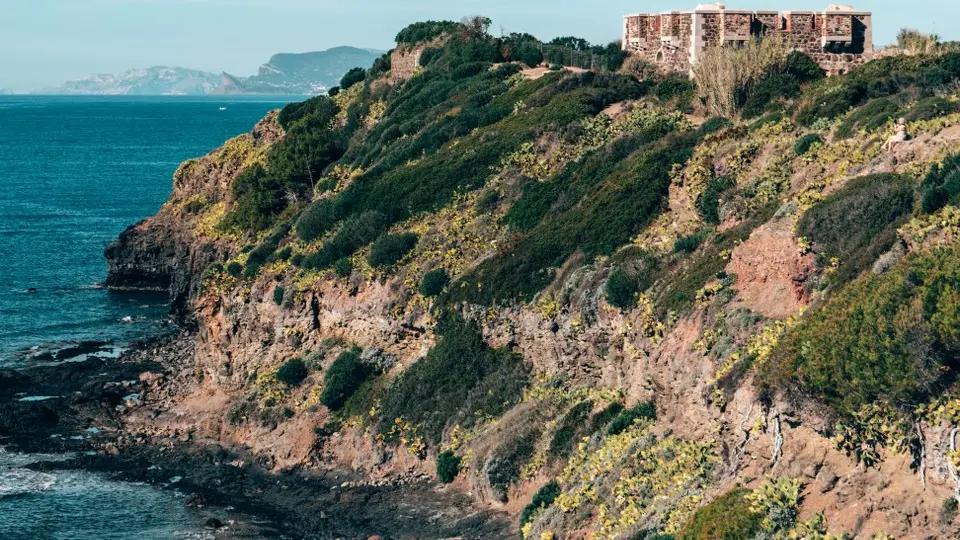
[0,335,511,540]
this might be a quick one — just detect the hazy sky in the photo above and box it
[0,0,953,92]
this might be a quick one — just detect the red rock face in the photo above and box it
[726,217,816,320]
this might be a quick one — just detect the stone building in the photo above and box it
[622,3,873,76]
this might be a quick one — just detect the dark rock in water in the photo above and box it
[0,402,59,435]
[55,340,110,360]
[0,370,30,392]
[26,288,37,294]
[185,492,207,508]
[204,518,223,530]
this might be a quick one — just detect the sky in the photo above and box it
[0,0,954,92]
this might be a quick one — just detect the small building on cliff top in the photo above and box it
[622,3,873,76]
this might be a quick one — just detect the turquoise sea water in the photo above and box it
[0,449,211,540]
[0,96,297,538]
[0,96,295,363]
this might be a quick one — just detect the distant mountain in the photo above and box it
[37,67,221,96]
[216,46,383,95]
[0,88,15,95]
[37,46,384,96]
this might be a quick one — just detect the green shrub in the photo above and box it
[226,261,243,277]
[333,257,353,278]
[273,246,293,262]
[673,234,702,254]
[737,51,824,119]
[678,489,763,540]
[749,112,783,131]
[605,267,639,309]
[520,480,561,527]
[697,117,732,136]
[835,97,900,139]
[368,232,418,268]
[589,402,624,433]
[420,268,449,297]
[741,72,800,119]
[487,428,540,502]
[273,286,285,306]
[395,20,460,45]
[340,67,366,90]
[794,133,822,156]
[226,400,253,425]
[942,497,959,524]
[761,245,960,418]
[697,176,734,225]
[242,223,290,278]
[304,211,388,270]
[436,450,461,483]
[607,401,655,436]
[378,315,529,444]
[275,358,309,387]
[321,349,374,411]
[296,201,340,243]
[906,96,957,123]
[921,153,960,214]
[784,50,826,84]
[655,73,695,110]
[797,173,915,285]
[548,401,593,458]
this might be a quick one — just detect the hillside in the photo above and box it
[220,47,384,95]
[102,19,960,539]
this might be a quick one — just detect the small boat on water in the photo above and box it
[218,106,227,111]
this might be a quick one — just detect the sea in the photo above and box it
[0,95,295,364]
[0,95,300,538]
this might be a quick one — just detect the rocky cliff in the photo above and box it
[105,111,283,317]
[105,22,960,539]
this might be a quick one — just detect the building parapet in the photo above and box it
[622,4,873,76]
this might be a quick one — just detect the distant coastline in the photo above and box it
[26,46,384,97]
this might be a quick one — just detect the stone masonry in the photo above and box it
[622,3,873,76]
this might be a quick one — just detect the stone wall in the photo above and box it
[623,5,873,77]
[389,46,424,84]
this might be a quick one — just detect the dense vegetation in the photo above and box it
[436,450,461,483]
[794,52,960,125]
[763,245,960,418]
[321,349,374,411]
[797,173,916,286]
[377,316,529,444]
[275,358,309,387]
[520,480,561,527]
[678,489,763,540]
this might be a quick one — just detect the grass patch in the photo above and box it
[797,173,916,286]
[607,401,655,436]
[377,315,529,444]
[548,400,593,459]
[761,244,960,418]
[678,489,763,540]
